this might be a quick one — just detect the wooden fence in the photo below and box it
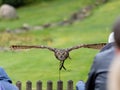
[16,80,74,90]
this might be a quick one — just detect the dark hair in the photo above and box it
[113,18,120,48]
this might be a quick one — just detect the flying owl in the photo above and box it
[10,43,107,70]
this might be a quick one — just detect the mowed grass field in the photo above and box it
[0,0,120,89]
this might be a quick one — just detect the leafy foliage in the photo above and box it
[1,0,23,7]
[0,0,57,7]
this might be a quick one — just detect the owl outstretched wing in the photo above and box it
[10,45,55,52]
[67,43,107,52]
[10,43,107,70]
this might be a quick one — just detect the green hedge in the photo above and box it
[0,0,56,7]
[1,0,36,7]
[0,0,2,5]
[1,0,24,7]
[23,0,33,5]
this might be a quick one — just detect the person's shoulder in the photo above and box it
[92,47,115,70]
[100,43,114,52]
[95,47,115,62]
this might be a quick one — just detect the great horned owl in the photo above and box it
[10,43,106,70]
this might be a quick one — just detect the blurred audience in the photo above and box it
[0,67,18,90]
[76,32,115,90]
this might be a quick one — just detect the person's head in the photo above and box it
[113,17,120,53]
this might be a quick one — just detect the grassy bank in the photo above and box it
[0,0,120,89]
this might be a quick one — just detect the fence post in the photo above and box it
[26,81,32,90]
[67,80,73,90]
[57,80,63,90]
[36,80,42,90]
[16,81,22,90]
[47,80,53,90]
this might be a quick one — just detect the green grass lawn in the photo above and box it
[0,0,96,30]
[0,0,120,90]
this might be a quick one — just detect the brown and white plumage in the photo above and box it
[10,43,107,70]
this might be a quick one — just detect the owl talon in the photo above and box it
[59,65,66,70]
[59,61,66,70]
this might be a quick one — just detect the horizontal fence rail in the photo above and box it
[16,80,74,90]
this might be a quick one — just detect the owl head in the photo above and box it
[54,49,69,61]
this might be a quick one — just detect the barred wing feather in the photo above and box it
[68,43,107,51]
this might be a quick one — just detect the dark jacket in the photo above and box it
[85,43,115,90]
